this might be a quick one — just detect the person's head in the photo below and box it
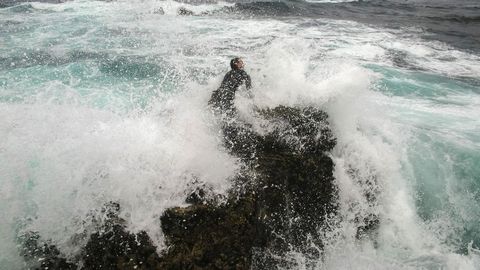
[230,57,244,70]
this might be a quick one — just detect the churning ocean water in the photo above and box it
[1,0,479,269]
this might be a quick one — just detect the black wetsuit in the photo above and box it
[209,69,252,114]
[209,68,256,160]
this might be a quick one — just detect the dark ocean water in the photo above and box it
[230,0,480,52]
[2,0,479,51]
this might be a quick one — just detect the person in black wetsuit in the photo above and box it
[209,58,257,160]
[209,57,252,116]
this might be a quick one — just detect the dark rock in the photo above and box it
[158,106,339,268]
[159,194,260,269]
[19,202,162,270]
[19,232,75,270]
[82,203,162,270]
[346,167,381,240]
[185,184,222,206]
[258,106,336,154]
[252,106,337,263]
[153,7,164,15]
[18,105,345,270]
[355,213,380,241]
[220,120,261,163]
[83,225,161,270]
[178,7,194,16]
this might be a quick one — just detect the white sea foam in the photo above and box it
[253,40,480,270]
[0,87,239,266]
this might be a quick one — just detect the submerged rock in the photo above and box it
[83,203,161,269]
[83,225,161,269]
[153,7,164,15]
[19,232,75,270]
[178,7,194,16]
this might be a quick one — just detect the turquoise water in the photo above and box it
[368,65,480,253]
[1,1,479,269]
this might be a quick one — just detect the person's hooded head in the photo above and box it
[230,57,244,70]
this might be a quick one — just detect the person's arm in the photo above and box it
[242,71,253,99]
[245,73,252,90]
[220,71,232,88]
[241,70,252,90]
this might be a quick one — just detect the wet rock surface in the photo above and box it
[19,106,345,270]
[82,203,162,270]
[178,7,194,16]
[158,194,260,269]
[156,106,339,269]
[19,232,76,270]
[83,225,161,270]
